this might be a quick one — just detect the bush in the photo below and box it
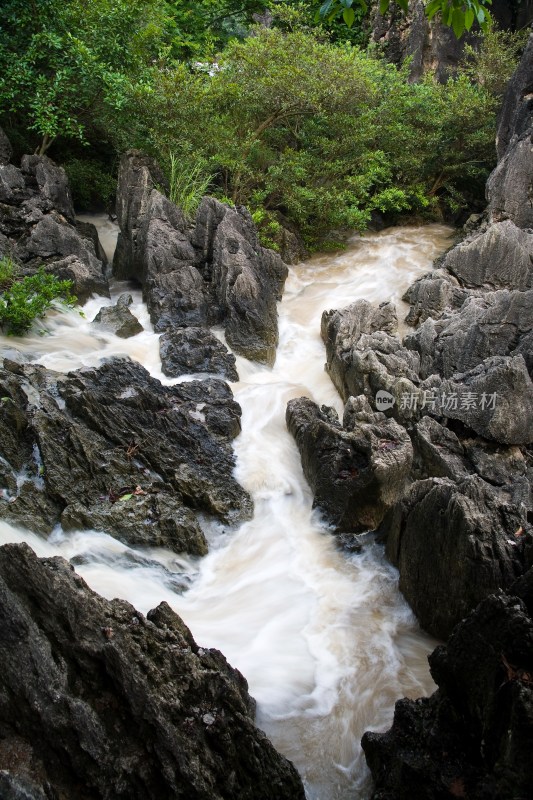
[0,268,76,335]
[0,255,17,289]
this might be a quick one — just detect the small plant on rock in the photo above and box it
[0,268,77,336]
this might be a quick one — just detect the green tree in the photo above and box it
[0,0,173,154]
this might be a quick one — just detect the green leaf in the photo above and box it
[464,7,475,29]
[425,0,442,20]
[119,493,133,501]
[343,7,355,26]
[396,0,409,11]
[452,8,465,38]
[379,0,390,14]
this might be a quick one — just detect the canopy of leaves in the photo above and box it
[123,26,498,246]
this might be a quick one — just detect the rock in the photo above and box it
[0,542,306,800]
[440,220,533,290]
[205,199,288,364]
[402,268,475,325]
[0,357,252,551]
[113,149,168,282]
[496,32,533,160]
[0,126,13,166]
[488,131,533,230]
[93,295,143,338]
[76,219,108,267]
[61,494,208,556]
[362,570,533,800]
[20,155,75,222]
[286,395,412,532]
[382,475,532,639]
[160,328,238,380]
[321,299,408,403]
[0,152,108,301]
[426,354,533,445]
[405,290,533,380]
[412,416,531,513]
[114,154,288,364]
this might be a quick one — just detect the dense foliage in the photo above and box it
[0,262,76,336]
[0,0,525,247]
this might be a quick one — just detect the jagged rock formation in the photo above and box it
[359,34,533,799]
[362,568,533,800]
[289,35,533,645]
[286,396,412,532]
[160,328,239,381]
[113,151,287,365]
[0,541,306,800]
[0,135,109,302]
[0,356,252,554]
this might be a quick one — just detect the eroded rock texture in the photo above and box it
[0,135,108,302]
[362,569,533,800]
[0,356,252,554]
[113,152,287,364]
[0,542,306,800]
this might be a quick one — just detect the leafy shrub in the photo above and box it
[0,268,76,335]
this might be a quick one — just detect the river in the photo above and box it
[0,220,453,799]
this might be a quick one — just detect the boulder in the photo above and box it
[362,570,533,800]
[0,150,108,301]
[0,357,252,552]
[382,475,532,638]
[425,354,533,445]
[405,290,533,380]
[92,294,143,338]
[403,267,477,326]
[205,199,288,364]
[20,155,75,222]
[487,131,533,230]
[286,395,412,532]
[0,542,306,800]
[113,154,287,364]
[159,328,239,381]
[440,220,533,290]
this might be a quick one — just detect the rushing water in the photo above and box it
[0,221,453,799]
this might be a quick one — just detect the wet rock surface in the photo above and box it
[0,134,108,302]
[0,356,252,554]
[160,327,238,381]
[92,293,143,339]
[0,541,306,800]
[114,152,287,364]
[362,568,533,800]
[286,395,412,532]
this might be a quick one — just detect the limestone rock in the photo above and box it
[93,294,143,338]
[286,395,412,532]
[0,357,252,551]
[0,542,306,800]
[440,220,533,290]
[362,570,533,800]
[160,327,238,380]
[382,475,532,638]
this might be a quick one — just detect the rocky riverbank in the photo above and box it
[0,126,306,798]
[285,32,533,798]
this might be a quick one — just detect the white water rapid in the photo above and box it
[0,221,454,799]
